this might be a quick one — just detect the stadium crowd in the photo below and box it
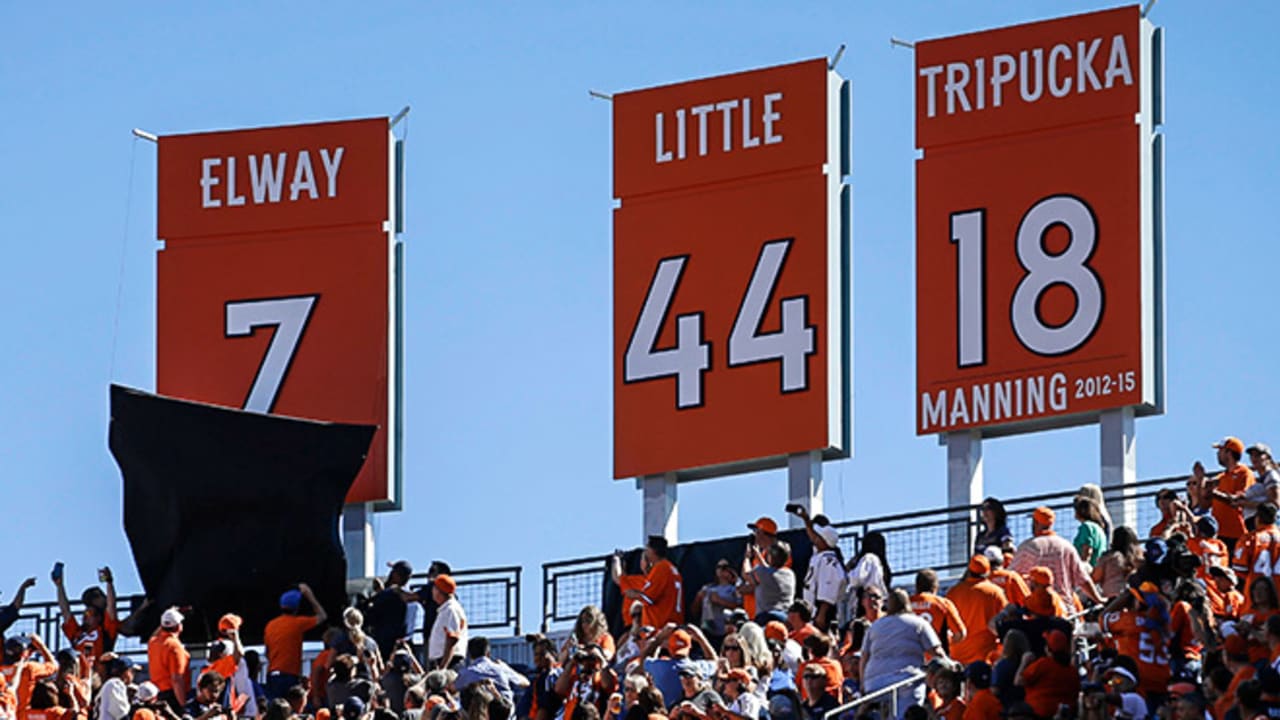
[2,437,1279,720]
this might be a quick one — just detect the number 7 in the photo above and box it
[224,295,319,413]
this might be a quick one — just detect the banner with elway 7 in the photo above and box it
[613,58,850,481]
[156,117,403,508]
[915,5,1165,437]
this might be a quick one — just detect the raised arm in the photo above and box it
[52,566,73,626]
[298,583,327,625]
[101,567,118,623]
[10,577,36,610]
[685,625,718,662]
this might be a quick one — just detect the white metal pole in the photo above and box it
[1100,407,1137,530]
[787,451,824,527]
[640,473,678,543]
[946,430,984,569]
[343,502,376,581]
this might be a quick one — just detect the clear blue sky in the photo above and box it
[1,2,1276,630]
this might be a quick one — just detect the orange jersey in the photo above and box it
[1101,610,1169,696]
[963,689,1002,720]
[61,615,120,660]
[1233,524,1280,586]
[1213,465,1256,540]
[1188,536,1229,579]
[946,579,1008,664]
[1209,585,1245,619]
[26,708,72,720]
[910,592,966,646]
[936,697,966,720]
[9,662,57,720]
[987,569,1029,606]
[263,614,318,676]
[147,629,190,694]
[1168,601,1202,662]
[639,559,684,627]
[1021,657,1078,719]
[1216,665,1257,720]
[205,655,238,682]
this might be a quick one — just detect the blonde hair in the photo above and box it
[344,607,367,647]
[573,605,609,645]
[735,622,772,675]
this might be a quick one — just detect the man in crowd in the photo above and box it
[791,506,845,631]
[669,662,722,720]
[786,601,819,645]
[910,569,965,654]
[183,671,226,720]
[0,579,36,636]
[427,574,468,669]
[980,548,1028,606]
[614,536,684,628]
[741,542,795,625]
[1233,502,1280,587]
[3,632,56,720]
[945,556,1007,665]
[147,607,190,711]
[52,564,119,660]
[1199,436,1256,552]
[798,664,839,720]
[861,589,946,719]
[264,583,327,700]
[366,561,417,659]
[742,517,782,619]
[1010,507,1103,606]
[455,636,528,718]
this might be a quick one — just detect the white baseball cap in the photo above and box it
[136,682,159,702]
[160,607,184,629]
[815,526,841,549]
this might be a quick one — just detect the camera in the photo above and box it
[785,503,805,515]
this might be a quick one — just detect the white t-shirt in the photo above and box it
[97,677,131,720]
[804,549,845,608]
[428,597,468,661]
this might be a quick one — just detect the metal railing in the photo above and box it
[542,554,611,632]
[9,565,522,660]
[412,565,522,636]
[824,668,925,720]
[541,474,1183,631]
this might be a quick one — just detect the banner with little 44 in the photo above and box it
[613,59,850,480]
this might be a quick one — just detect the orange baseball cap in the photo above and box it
[748,517,778,535]
[1044,629,1070,653]
[764,621,788,642]
[968,555,990,576]
[434,574,457,594]
[1027,566,1054,586]
[1214,437,1246,455]
[668,629,692,657]
[217,613,243,631]
[1032,506,1055,526]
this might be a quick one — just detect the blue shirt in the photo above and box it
[456,656,528,718]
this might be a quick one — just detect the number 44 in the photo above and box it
[624,239,816,409]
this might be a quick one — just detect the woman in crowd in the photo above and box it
[564,606,616,663]
[1072,497,1108,567]
[845,532,890,622]
[1091,527,1143,598]
[1075,484,1113,537]
[990,629,1028,708]
[974,499,1012,557]
[1015,629,1078,718]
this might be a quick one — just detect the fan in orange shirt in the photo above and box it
[2,634,58,720]
[52,565,120,662]
[1207,566,1246,620]
[1239,574,1280,662]
[1024,568,1067,618]
[911,570,966,655]
[946,556,1008,665]
[1015,630,1078,719]
[981,548,1029,606]
[961,662,1001,720]
[1201,436,1257,551]
[1101,602,1170,698]
[613,536,684,628]
[929,663,966,720]
[1233,502,1280,588]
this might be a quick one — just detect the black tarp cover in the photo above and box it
[602,529,815,637]
[108,384,374,644]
